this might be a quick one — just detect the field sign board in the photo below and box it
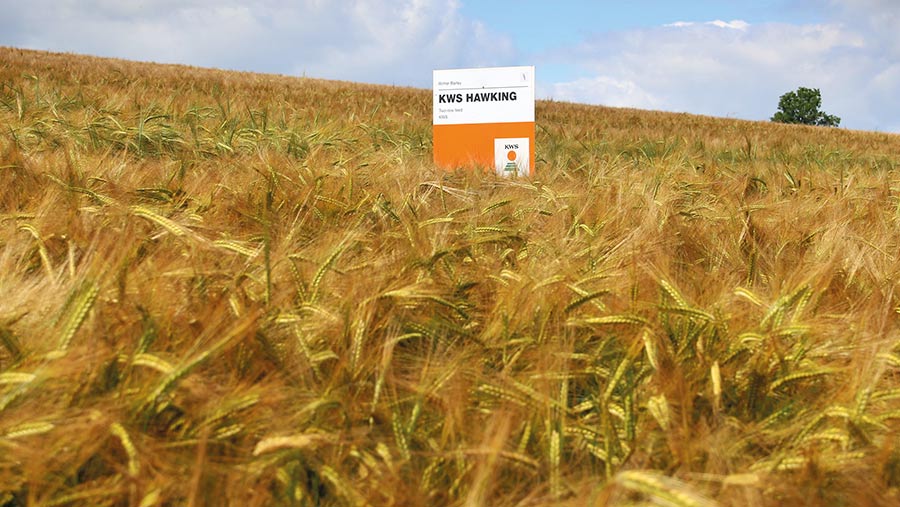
[433,66,535,176]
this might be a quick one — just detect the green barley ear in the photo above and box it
[212,239,260,258]
[564,288,610,313]
[573,314,648,327]
[642,329,659,370]
[734,286,764,306]
[309,243,346,303]
[5,420,54,439]
[392,410,411,462]
[138,490,161,507]
[0,371,37,413]
[110,422,140,478]
[349,316,366,375]
[263,228,272,305]
[56,280,100,351]
[132,353,175,375]
[131,205,187,237]
[135,307,158,354]
[768,368,837,392]
[18,223,55,281]
[0,371,35,385]
[549,429,562,499]
[615,470,717,507]
[659,279,688,308]
[0,325,23,362]
[647,395,670,429]
[481,199,511,215]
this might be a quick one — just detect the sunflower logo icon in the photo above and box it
[504,150,518,172]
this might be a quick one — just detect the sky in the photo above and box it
[2,0,898,133]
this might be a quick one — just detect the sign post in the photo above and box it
[433,66,535,177]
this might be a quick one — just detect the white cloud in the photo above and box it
[707,20,750,30]
[543,19,897,131]
[545,76,660,109]
[829,0,900,58]
[0,0,515,87]
[664,21,694,28]
[665,20,749,31]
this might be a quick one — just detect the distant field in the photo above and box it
[2,47,900,506]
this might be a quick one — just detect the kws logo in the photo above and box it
[494,138,529,177]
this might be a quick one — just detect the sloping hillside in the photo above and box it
[2,47,900,506]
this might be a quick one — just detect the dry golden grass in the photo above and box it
[1,46,900,506]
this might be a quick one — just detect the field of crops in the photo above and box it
[2,47,900,506]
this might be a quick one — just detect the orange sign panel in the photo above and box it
[433,66,535,176]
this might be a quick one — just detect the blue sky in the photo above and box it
[461,1,822,52]
[459,1,830,85]
[1,0,898,132]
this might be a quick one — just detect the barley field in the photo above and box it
[2,47,900,506]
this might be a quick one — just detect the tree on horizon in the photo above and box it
[772,87,841,127]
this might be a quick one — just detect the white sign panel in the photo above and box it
[433,66,535,125]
